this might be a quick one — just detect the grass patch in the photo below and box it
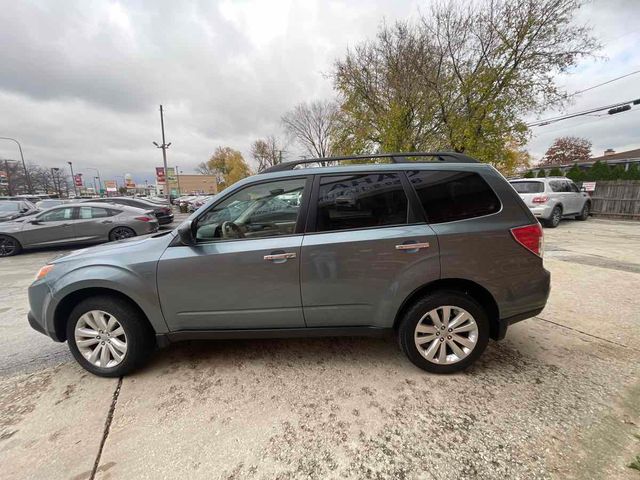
[629,455,640,472]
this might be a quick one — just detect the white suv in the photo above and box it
[510,177,591,228]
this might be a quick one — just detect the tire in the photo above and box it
[397,291,490,374]
[66,295,155,377]
[576,202,590,221]
[545,206,562,228]
[109,226,136,241]
[0,235,22,257]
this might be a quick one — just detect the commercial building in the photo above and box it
[156,173,217,196]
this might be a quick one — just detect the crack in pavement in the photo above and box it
[90,377,123,480]
[533,316,640,353]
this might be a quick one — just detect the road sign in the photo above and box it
[582,181,596,192]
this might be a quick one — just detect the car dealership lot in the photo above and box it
[0,219,638,479]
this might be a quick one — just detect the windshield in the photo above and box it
[0,202,20,212]
[510,181,544,194]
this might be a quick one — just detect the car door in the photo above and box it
[21,206,76,247]
[73,206,118,242]
[300,172,440,328]
[157,176,311,331]
[566,180,584,212]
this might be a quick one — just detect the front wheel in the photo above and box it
[109,226,136,241]
[576,202,590,221]
[66,296,154,377]
[398,291,489,374]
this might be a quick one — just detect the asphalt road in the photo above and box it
[1,217,639,480]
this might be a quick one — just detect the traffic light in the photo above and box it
[608,104,631,115]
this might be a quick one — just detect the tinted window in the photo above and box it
[510,181,544,194]
[196,178,306,241]
[38,207,74,222]
[569,182,580,193]
[79,207,113,219]
[408,171,500,224]
[549,180,565,192]
[316,173,408,232]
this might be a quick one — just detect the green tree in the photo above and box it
[332,0,598,170]
[201,147,251,189]
[565,164,584,182]
[623,163,640,180]
[548,167,563,177]
[585,161,610,181]
[611,165,626,180]
[537,169,546,178]
[523,170,534,178]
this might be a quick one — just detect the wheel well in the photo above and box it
[54,287,152,341]
[554,203,563,212]
[393,279,501,340]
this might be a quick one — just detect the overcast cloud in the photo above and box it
[0,0,638,185]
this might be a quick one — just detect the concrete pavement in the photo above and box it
[0,218,638,479]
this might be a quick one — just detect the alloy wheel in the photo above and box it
[413,306,479,365]
[111,227,135,240]
[0,236,18,257]
[74,310,127,368]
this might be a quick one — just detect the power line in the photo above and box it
[527,97,639,127]
[570,69,640,96]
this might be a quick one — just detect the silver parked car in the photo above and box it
[509,177,591,228]
[27,153,550,377]
[0,202,158,257]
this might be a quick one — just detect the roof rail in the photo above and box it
[261,151,478,173]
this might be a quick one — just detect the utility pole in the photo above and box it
[3,159,13,196]
[153,105,171,200]
[175,165,181,195]
[0,137,33,194]
[67,161,77,197]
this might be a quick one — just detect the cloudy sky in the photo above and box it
[0,0,638,186]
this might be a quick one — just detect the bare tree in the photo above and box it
[281,100,339,159]
[251,135,285,172]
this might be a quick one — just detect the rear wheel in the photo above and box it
[109,226,136,241]
[66,296,154,377]
[576,202,590,221]
[398,291,489,374]
[0,235,22,257]
[546,206,562,228]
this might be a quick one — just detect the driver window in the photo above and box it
[38,207,74,222]
[195,177,306,242]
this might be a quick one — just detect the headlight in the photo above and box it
[35,264,54,281]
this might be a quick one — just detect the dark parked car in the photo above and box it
[0,203,158,256]
[0,200,38,222]
[28,152,550,377]
[82,197,174,225]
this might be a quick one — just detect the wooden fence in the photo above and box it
[588,180,640,219]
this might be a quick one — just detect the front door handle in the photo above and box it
[264,252,297,262]
[395,242,430,252]
[101,220,113,224]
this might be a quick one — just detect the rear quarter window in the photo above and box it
[407,170,501,224]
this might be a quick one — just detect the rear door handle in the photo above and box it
[101,220,113,224]
[264,252,297,262]
[395,242,430,252]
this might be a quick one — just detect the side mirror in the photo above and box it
[29,219,41,225]
[177,220,196,246]
[580,187,586,192]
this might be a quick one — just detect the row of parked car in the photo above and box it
[0,195,174,257]
[173,194,215,212]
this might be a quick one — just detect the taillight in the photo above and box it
[532,196,548,204]
[511,223,544,257]
[135,216,153,222]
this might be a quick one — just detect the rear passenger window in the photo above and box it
[407,171,500,224]
[316,173,408,232]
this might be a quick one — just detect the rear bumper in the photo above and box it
[493,267,550,340]
[157,214,174,225]
[528,204,553,220]
[28,311,47,336]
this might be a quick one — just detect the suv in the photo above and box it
[27,153,550,377]
[510,177,590,228]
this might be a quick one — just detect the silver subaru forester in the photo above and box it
[28,153,551,377]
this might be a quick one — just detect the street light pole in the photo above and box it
[153,105,171,200]
[86,167,102,195]
[50,168,61,197]
[67,161,77,197]
[0,136,33,194]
